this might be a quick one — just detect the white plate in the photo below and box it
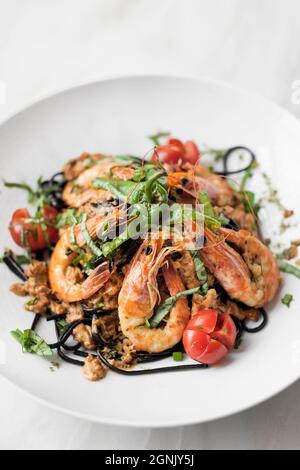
[1,75,300,428]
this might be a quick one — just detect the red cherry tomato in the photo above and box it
[153,137,200,165]
[183,309,237,365]
[9,205,58,251]
[153,139,185,164]
[184,140,200,164]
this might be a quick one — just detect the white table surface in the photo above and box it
[1,0,300,450]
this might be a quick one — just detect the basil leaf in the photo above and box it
[281,293,293,308]
[56,208,81,228]
[191,251,208,295]
[81,214,102,257]
[4,181,37,204]
[149,287,200,329]
[92,178,141,202]
[148,131,170,146]
[277,258,300,280]
[199,191,221,228]
[11,329,52,357]
[56,319,68,333]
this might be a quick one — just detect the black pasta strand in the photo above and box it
[30,314,41,331]
[97,349,208,376]
[242,308,268,333]
[56,346,85,366]
[49,318,91,349]
[214,146,256,176]
[3,253,27,282]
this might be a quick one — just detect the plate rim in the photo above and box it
[1,73,300,428]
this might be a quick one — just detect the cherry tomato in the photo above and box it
[183,309,237,365]
[153,137,200,165]
[184,140,200,164]
[9,205,59,251]
[153,139,185,164]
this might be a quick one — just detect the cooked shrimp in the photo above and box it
[118,235,190,352]
[49,213,115,302]
[200,228,280,307]
[168,165,235,206]
[63,159,135,207]
[63,153,106,181]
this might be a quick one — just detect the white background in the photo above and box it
[1,0,300,450]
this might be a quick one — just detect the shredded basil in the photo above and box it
[281,293,293,308]
[81,215,102,257]
[148,131,170,146]
[191,251,208,295]
[199,191,221,228]
[56,209,81,228]
[56,319,68,333]
[11,329,52,357]
[173,351,183,362]
[277,258,300,280]
[149,287,200,329]
[92,170,167,205]
[26,297,38,306]
[4,181,37,204]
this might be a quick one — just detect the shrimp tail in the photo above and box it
[80,261,111,300]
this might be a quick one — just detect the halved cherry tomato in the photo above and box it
[183,309,237,365]
[153,141,185,164]
[9,205,59,251]
[184,140,200,165]
[153,137,200,165]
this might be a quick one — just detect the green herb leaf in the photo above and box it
[199,191,221,228]
[26,297,38,306]
[56,319,68,333]
[56,209,82,228]
[172,351,183,362]
[148,131,170,146]
[4,181,37,204]
[276,258,300,280]
[149,287,200,329]
[281,293,293,308]
[11,329,52,357]
[16,255,30,265]
[81,214,102,257]
[191,251,208,295]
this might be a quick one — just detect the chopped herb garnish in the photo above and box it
[49,361,60,372]
[11,329,52,357]
[172,351,183,362]
[148,131,170,146]
[56,209,82,228]
[3,181,37,204]
[281,293,293,308]
[81,214,102,257]
[276,258,300,280]
[16,255,30,265]
[262,172,287,212]
[4,177,62,209]
[199,191,221,228]
[26,297,38,306]
[56,319,68,333]
[191,251,208,295]
[149,287,200,329]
